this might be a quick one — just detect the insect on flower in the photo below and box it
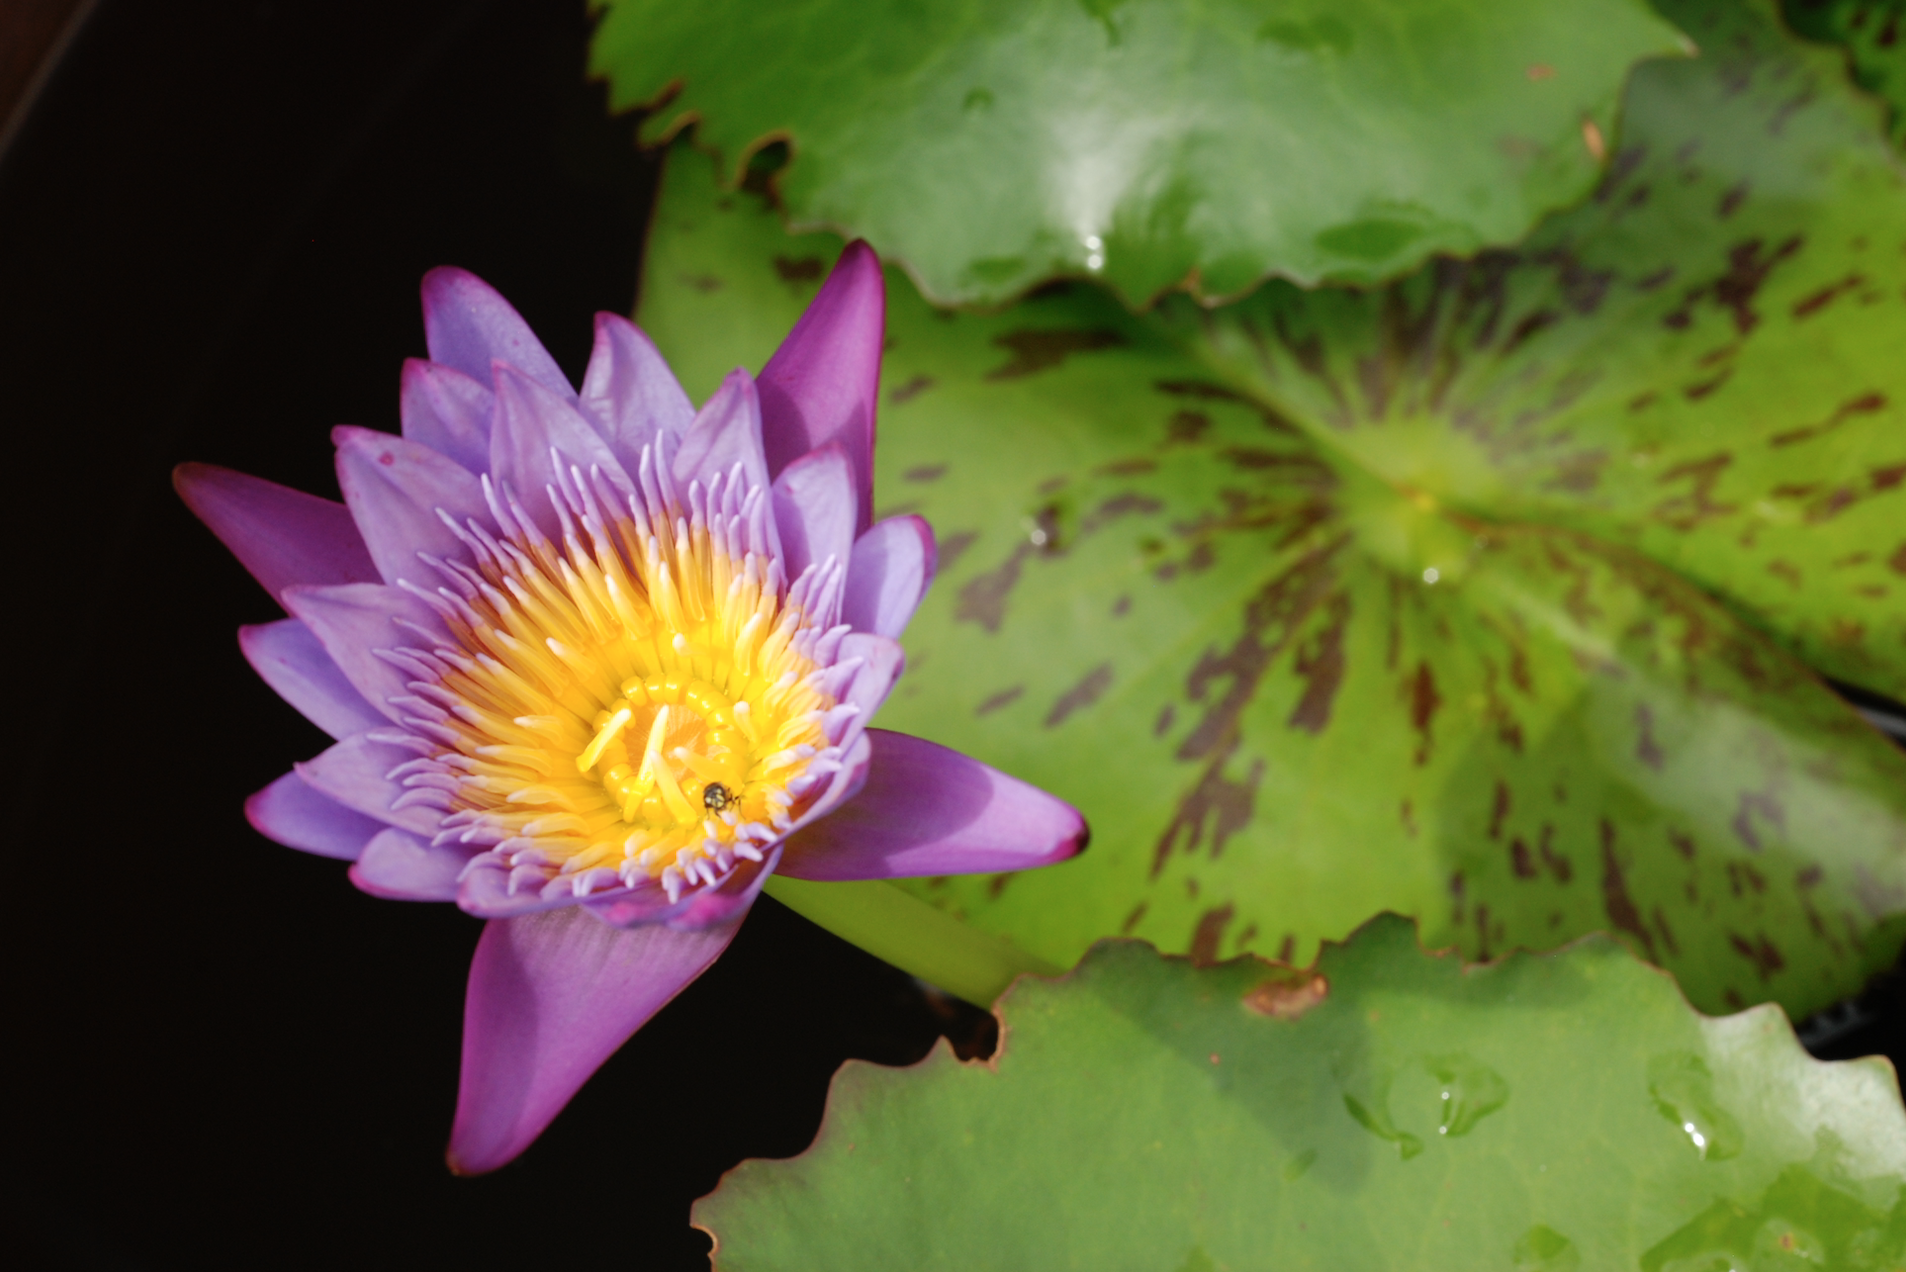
[176,243,1087,1173]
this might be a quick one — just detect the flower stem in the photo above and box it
[762,876,1063,1007]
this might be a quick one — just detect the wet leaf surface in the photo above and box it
[639,114,1906,1021]
[695,917,1906,1268]
[592,0,1688,305]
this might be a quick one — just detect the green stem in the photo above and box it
[763,875,1063,1007]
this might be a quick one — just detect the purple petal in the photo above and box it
[578,311,694,473]
[399,358,493,473]
[664,850,777,930]
[770,443,855,584]
[421,267,573,400]
[295,733,443,837]
[584,846,782,932]
[842,515,935,640]
[282,583,450,724]
[837,631,905,732]
[174,463,378,604]
[447,909,739,1174]
[573,880,682,928]
[781,730,873,834]
[349,827,473,901]
[239,618,387,740]
[458,856,595,920]
[333,425,493,585]
[777,729,1088,881]
[756,240,884,534]
[490,362,633,537]
[245,770,383,860]
[671,367,771,497]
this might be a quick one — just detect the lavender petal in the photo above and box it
[756,240,884,534]
[841,514,935,640]
[333,425,493,586]
[174,463,378,605]
[246,770,383,860]
[777,729,1088,881]
[421,266,573,400]
[239,617,388,741]
[446,910,738,1173]
[399,358,494,473]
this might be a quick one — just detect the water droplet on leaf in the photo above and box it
[1343,1093,1423,1159]
[1647,1053,1744,1161]
[1424,1053,1510,1137]
[1514,1224,1581,1272]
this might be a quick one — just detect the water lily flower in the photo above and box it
[176,243,1086,1174]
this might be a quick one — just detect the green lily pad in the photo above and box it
[638,129,1906,1022]
[1784,0,1905,148]
[695,916,1906,1268]
[1180,0,1906,705]
[591,0,1689,306]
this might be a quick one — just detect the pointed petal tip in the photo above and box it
[777,731,1084,881]
[171,459,236,507]
[244,769,382,860]
[444,1145,487,1177]
[422,267,573,400]
[448,912,740,1174]
[756,244,886,529]
[173,462,380,601]
[171,460,207,494]
[420,263,478,290]
[1060,807,1090,860]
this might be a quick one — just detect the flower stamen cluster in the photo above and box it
[384,435,855,906]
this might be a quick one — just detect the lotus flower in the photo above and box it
[175,244,1086,1173]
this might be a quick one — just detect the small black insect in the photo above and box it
[702,782,733,812]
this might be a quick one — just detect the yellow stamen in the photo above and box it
[379,451,841,893]
[576,705,634,773]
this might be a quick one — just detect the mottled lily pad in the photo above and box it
[638,108,1906,1021]
[694,916,1906,1268]
[1182,0,1906,705]
[591,0,1689,305]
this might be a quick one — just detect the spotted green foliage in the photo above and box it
[640,124,1906,1022]
[1181,0,1906,704]
[695,917,1906,1268]
[591,0,1688,307]
[1785,0,1905,147]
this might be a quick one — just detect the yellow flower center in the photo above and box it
[407,454,846,903]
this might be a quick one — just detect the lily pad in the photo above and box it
[695,916,1906,1268]
[637,129,1906,1022]
[1181,0,1906,705]
[1784,0,1905,148]
[591,0,1689,306]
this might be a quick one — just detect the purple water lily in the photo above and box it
[176,243,1086,1174]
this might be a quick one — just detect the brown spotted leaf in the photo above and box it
[1180,0,1906,703]
[639,116,1906,1021]
[635,0,1906,1020]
